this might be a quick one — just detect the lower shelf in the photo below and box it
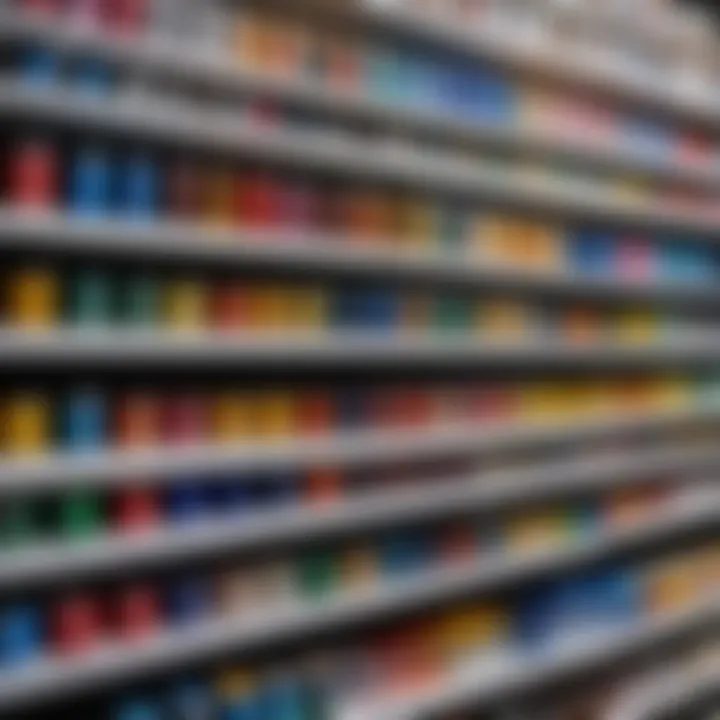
[0,503,714,713]
[342,601,720,720]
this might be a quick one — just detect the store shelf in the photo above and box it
[1,405,715,493]
[2,209,719,307]
[1,454,716,589]
[0,450,716,588]
[319,1,720,134]
[2,3,719,716]
[607,665,720,720]
[2,82,720,235]
[341,600,720,720]
[0,506,715,713]
[2,328,720,370]
[2,11,720,191]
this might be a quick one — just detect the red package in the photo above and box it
[9,137,58,208]
[212,283,252,330]
[116,583,161,640]
[53,593,103,655]
[104,0,148,34]
[236,170,282,227]
[281,177,316,231]
[306,468,343,505]
[164,393,207,445]
[115,486,161,532]
[441,524,477,564]
[116,392,162,447]
[20,0,60,15]
[296,392,335,435]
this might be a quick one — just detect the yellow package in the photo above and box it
[546,384,577,421]
[212,392,257,443]
[482,299,533,342]
[575,381,612,419]
[255,391,295,438]
[164,279,207,330]
[249,283,292,330]
[647,557,699,614]
[477,214,513,266]
[437,604,508,664]
[656,375,691,411]
[614,177,650,205]
[506,509,567,553]
[6,266,60,329]
[233,10,278,70]
[527,223,565,273]
[615,310,657,345]
[395,195,437,252]
[3,391,50,456]
[521,382,564,425]
[215,668,256,701]
[285,285,329,331]
[202,165,236,229]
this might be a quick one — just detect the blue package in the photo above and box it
[335,288,398,331]
[19,45,58,86]
[261,672,305,720]
[480,72,516,125]
[379,530,431,577]
[661,241,713,284]
[370,290,400,331]
[569,229,615,277]
[366,44,401,104]
[659,241,686,282]
[218,692,261,720]
[552,576,593,641]
[572,502,601,538]
[120,151,158,220]
[166,679,215,720]
[0,605,43,668]
[265,473,301,506]
[404,50,436,111]
[73,59,113,97]
[514,583,559,652]
[65,387,106,450]
[166,574,212,626]
[464,65,487,121]
[205,477,254,516]
[439,58,464,115]
[340,288,398,331]
[70,144,111,216]
[588,569,643,628]
[245,474,298,509]
[165,480,208,524]
[622,117,673,160]
[112,698,162,720]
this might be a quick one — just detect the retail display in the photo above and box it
[0,0,719,718]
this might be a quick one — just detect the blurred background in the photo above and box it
[0,0,719,718]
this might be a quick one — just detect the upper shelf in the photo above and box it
[3,10,720,194]
[3,81,720,236]
[306,1,720,134]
